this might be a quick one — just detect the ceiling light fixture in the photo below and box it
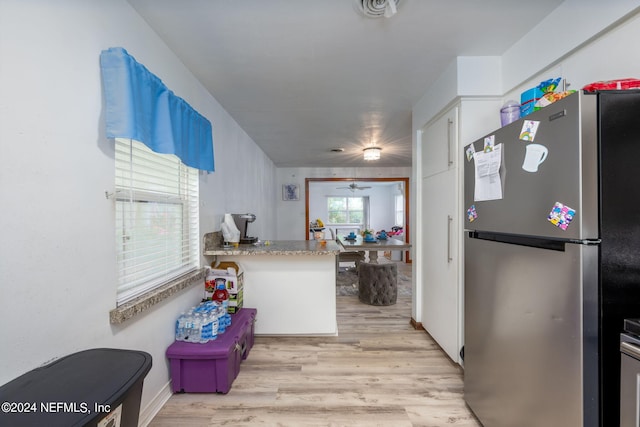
[384,0,397,18]
[354,0,400,19]
[363,147,382,161]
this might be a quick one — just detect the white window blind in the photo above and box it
[115,138,199,305]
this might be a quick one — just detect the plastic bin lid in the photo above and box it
[0,348,152,426]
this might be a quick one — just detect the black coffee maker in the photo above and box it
[232,213,258,244]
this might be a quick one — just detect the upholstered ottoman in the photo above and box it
[358,262,398,305]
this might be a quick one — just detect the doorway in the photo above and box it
[305,177,411,262]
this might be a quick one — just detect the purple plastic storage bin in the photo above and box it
[166,308,257,394]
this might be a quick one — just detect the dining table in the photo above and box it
[338,234,411,263]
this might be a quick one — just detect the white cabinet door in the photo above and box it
[421,107,458,178]
[421,168,459,361]
[419,103,460,362]
[417,99,502,364]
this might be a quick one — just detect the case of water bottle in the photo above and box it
[166,308,257,394]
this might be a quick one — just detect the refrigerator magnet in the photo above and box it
[519,120,540,141]
[467,205,478,222]
[466,144,476,161]
[483,135,495,152]
[547,202,576,231]
[522,143,549,173]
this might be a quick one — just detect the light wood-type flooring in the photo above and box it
[149,262,481,426]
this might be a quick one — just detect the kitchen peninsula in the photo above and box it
[203,232,340,335]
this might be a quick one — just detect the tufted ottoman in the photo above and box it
[358,262,398,305]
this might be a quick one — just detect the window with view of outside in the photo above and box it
[327,196,364,225]
[395,194,404,227]
[114,138,199,305]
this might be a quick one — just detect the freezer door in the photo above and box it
[464,234,599,427]
[463,92,598,240]
[599,90,640,427]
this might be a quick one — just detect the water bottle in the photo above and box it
[210,315,219,341]
[199,312,211,343]
[202,301,219,343]
[185,311,196,343]
[175,312,187,341]
[216,302,227,334]
[191,313,203,343]
[207,301,220,340]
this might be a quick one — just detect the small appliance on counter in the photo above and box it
[232,213,258,244]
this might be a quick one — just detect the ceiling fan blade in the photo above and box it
[336,184,371,190]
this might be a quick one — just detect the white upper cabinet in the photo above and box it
[421,107,458,179]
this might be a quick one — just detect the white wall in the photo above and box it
[501,0,640,94]
[0,0,275,418]
[276,167,411,240]
[504,6,640,102]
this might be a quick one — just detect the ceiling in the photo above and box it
[127,0,563,168]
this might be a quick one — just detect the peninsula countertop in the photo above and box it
[203,237,341,256]
[202,232,339,335]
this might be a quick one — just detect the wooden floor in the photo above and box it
[149,263,481,426]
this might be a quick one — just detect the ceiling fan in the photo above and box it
[336,182,372,192]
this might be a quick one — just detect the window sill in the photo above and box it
[109,268,205,324]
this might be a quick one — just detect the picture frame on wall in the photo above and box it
[282,184,299,201]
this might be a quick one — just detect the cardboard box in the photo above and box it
[205,262,244,313]
[205,263,244,300]
[228,289,244,314]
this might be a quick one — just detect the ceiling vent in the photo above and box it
[354,0,401,18]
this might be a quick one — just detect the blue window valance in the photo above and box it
[100,47,214,172]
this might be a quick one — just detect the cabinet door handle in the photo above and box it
[447,215,453,263]
[447,118,454,166]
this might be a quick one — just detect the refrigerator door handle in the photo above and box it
[621,341,640,360]
[447,215,453,262]
[568,238,602,245]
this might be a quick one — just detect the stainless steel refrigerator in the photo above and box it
[463,90,640,427]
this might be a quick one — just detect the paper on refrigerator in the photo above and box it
[474,143,503,201]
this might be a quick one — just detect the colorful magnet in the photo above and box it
[466,144,476,161]
[547,202,576,231]
[483,135,495,152]
[467,205,478,222]
[519,120,540,141]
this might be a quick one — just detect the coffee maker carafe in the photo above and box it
[232,213,258,244]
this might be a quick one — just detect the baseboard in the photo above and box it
[138,380,173,427]
[410,317,424,331]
